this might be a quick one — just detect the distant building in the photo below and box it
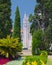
[21,13,32,49]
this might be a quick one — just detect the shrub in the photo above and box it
[0,36,22,58]
[22,56,45,65]
[32,30,43,55]
[40,51,48,57]
[40,51,48,64]
[22,51,48,65]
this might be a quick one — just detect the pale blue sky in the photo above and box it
[11,0,36,25]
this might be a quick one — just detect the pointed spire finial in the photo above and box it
[24,13,26,18]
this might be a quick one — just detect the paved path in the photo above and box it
[22,50,52,58]
[48,55,52,59]
[22,49,32,56]
[6,49,32,65]
[6,57,25,65]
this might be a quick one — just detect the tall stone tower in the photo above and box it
[21,13,32,49]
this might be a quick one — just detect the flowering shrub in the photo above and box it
[22,51,48,65]
[22,56,46,65]
[26,60,45,65]
[26,61,37,65]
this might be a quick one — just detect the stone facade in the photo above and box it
[21,13,32,49]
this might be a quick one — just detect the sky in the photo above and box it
[11,0,36,25]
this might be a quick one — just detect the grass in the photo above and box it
[46,59,52,65]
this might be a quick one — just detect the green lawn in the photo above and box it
[46,59,52,65]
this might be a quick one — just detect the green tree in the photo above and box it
[0,0,12,38]
[45,25,52,47]
[29,0,52,35]
[13,6,21,42]
[29,0,52,51]
[32,30,43,55]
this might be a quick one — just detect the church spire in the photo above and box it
[23,13,28,23]
[22,13,32,49]
[24,13,27,19]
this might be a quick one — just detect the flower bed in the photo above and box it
[0,57,12,64]
[5,51,48,65]
[22,56,45,65]
[22,51,48,65]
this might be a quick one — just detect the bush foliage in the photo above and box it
[40,51,48,64]
[22,51,48,65]
[0,36,22,58]
[32,30,43,55]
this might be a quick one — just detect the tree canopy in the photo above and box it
[0,0,12,38]
[13,6,21,42]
